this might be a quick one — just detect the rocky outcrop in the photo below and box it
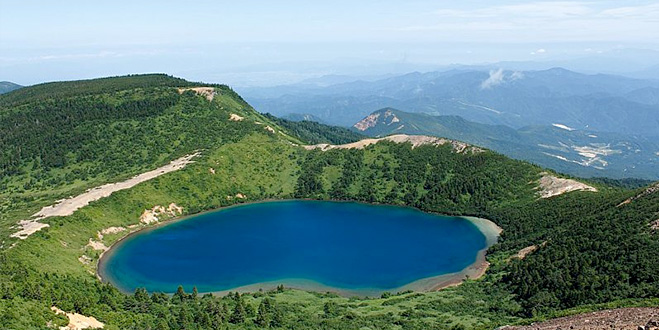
[229,113,244,121]
[353,109,400,131]
[651,219,659,232]
[227,193,247,200]
[505,307,659,330]
[139,203,183,224]
[51,306,104,330]
[86,239,108,252]
[177,87,216,101]
[305,134,482,154]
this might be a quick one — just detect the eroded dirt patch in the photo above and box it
[11,154,197,240]
[139,203,183,225]
[305,134,482,154]
[536,174,597,198]
[51,306,104,330]
[177,87,216,101]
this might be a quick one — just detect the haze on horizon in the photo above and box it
[2,0,659,86]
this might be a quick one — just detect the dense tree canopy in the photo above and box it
[1,75,657,329]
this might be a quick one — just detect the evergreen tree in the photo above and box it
[172,285,186,303]
[255,300,270,327]
[229,294,246,324]
[191,286,198,300]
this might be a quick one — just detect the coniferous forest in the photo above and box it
[0,75,657,329]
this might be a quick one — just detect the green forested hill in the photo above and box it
[263,113,364,145]
[0,74,200,106]
[0,75,657,330]
[352,108,659,180]
[0,74,299,238]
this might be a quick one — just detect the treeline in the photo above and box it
[1,255,473,330]
[295,141,538,214]
[292,140,659,316]
[0,84,265,195]
[499,190,659,316]
[263,113,364,145]
[0,255,285,329]
[1,90,179,173]
[2,74,658,328]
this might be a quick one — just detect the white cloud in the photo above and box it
[481,69,526,89]
[531,48,547,55]
[481,68,505,89]
[510,71,525,81]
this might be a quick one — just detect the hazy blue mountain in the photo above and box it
[629,64,659,80]
[353,108,659,180]
[0,81,22,94]
[624,87,659,105]
[281,113,326,123]
[241,68,659,136]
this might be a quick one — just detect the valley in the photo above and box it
[0,75,657,329]
[350,108,659,180]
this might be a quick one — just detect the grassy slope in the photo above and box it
[0,75,300,239]
[1,75,657,329]
[3,134,527,329]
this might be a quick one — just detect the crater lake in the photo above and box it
[99,200,498,296]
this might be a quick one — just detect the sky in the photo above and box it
[2,0,659,86]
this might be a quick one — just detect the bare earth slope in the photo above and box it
[11,153,198,239]
[304,134,482,153]
[506,307,659,330]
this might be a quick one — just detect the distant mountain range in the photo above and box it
[240,67,659,136]
[281,113,326,123]
[352,108,659,180]
[0,81,22,94]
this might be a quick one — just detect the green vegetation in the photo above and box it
[0,74,298,238]
[0,75,657,329]
[354,108,659,180]
[263,113,364,145]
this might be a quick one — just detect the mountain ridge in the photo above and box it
[241,67,659,136]
[1,74,657,330]
[0,81,22,94]
[352,108,659,180]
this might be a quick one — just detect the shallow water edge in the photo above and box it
[97,199,502,297]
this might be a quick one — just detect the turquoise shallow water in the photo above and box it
[99,201,487,294]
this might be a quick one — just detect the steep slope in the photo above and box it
[0,74,297,238]
[241,68,659,135]
[0,75,657,330]
[263,113,364,144]
[353,108,659,180]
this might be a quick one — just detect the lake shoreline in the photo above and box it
[97,199,502,297]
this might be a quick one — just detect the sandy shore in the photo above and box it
[10,153,199,240]
[206,215,501,297]
[405,216,502,292]
[97,201,502,297]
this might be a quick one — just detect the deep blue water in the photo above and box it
[100,201,487,294]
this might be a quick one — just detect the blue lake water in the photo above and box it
[99,200,488,294]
